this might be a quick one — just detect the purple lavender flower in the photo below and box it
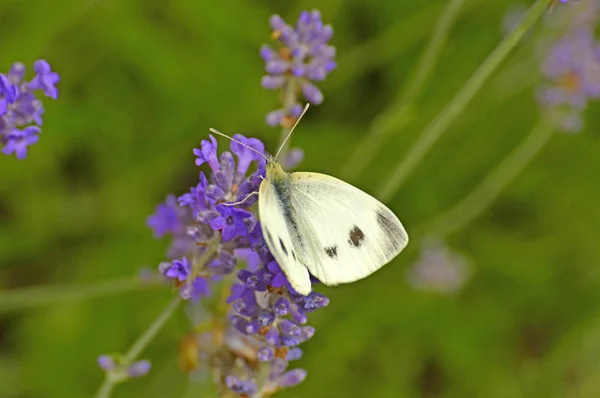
[406,239,471,295]
[97,354,151,382]
[147,195,186,238]
[537,27,600,132]
[161,257,191,282]
[1,126,40,159]
[28,60,60,100]
[159,257,212,301]
[97,355,115,372]
[210,204,253,241]
[282,147,304,169]
[149,132,328,394]
[0,60,59,158]
[127,360,151,378]
[226,375,258,396]
[144,9,336,396]
[194,135,220,172]
[261,10,336,127]
[230,134,265,176]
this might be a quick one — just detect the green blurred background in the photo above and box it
[1,0,600,397]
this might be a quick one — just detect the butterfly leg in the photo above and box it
[223,191,259,206]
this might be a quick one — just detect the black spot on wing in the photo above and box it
[324,245,338,258]
[292,251,297,261]
[265,230,274,245]
[348,226,365,248]
[376,208,406,252]
[279,238,288,256]
[264,229,277,254]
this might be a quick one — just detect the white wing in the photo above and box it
[258,179,312,295]
[289,172,408,286]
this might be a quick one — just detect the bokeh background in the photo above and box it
[1,0,600,397]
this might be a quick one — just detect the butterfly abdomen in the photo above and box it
[263,161,310,259]
[272,181,305,248]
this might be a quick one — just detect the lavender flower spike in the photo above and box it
[148,131,329,395]
[0,60,59,158]
[143,9,337,397]
[261,10,336,127]
[537,27,600,132]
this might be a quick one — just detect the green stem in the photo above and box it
[427,119,555,237]
[94,239,220,398]
[124,296,181,360]
[95,296,181,398]
[0,277,163,314]
[340,0,466,179]
[276,78,300,162]
[95,380,115,398]
[378,0,553,201]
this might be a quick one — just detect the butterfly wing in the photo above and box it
[288,172,408,286]
[258,179,312,295]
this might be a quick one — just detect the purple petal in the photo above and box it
[277,369,307,388]
[261,75,286,89]
[97,355,115,371]
[301,82,324,104]
[266,109,285,126]
[127,360,151,378]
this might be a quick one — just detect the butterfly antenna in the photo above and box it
[274,103,310,161]
[209,128,269,162]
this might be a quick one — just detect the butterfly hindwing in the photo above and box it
[258,178,312,295]
[288,172,408,286]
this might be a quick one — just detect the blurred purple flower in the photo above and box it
[0,60,59,158]
[538,27,600,132]
[147,195,187,238]
[226,375,258,396]
[127,360,151,378]
[28,60,60,99]
[97,354,151,381]
[1,126,40,159]
[97,355,115,372]
[407,239,471,295]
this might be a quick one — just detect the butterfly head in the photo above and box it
[265,155,287,183]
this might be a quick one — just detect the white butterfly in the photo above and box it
[210,106,409,296]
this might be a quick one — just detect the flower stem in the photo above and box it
[427,118,555,236]
[378,0,553,201]
[340,0,466,179]
[0,276,163,314]
[95,296,182,398]
[276,78,300,162]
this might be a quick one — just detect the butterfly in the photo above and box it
[210,106,408,296]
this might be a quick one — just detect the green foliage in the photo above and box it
[1,0,599,397]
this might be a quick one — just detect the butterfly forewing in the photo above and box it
[288,172,408,286]
[258,179,312,295]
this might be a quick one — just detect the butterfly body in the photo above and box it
[259,156,408,295]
